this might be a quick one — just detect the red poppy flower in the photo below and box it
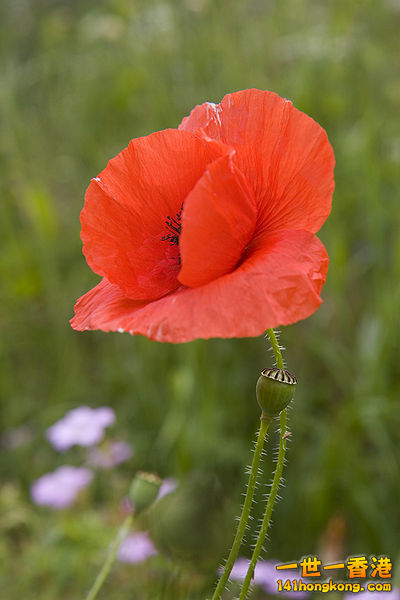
[70,89,334,343]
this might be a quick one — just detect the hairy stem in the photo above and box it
[266,328,284,369]
[239,409,287,599]
[239,329,288,600]
[211,416,271,600]
[85,513,133,600]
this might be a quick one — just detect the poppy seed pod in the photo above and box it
[129,472,162,513]
[256,368,297,417]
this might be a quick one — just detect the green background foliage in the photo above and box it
[1,0,399,598]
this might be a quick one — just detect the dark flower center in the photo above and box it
[162,203,183,247]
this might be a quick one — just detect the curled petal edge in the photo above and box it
[71,230,329,343]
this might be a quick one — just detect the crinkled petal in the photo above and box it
[81,129,226,300]
[178,153,256,288]
[70,230,328,342]
[180,89,335,235]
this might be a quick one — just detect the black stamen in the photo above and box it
[161,203,183,247]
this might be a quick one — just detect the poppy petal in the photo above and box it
[180,89,335,235]
[70,230,328,343]
[81,129,226,300]
[178,153,257,288]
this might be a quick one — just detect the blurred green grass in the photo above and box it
[1,0,400,598]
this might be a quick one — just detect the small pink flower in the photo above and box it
[31,466,93,509]
[157,477,178,500]
[117,531,157,564]
[46,406,115,451]
[227,558,309,598]
[87,441,133,468]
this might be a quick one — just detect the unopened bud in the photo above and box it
[129,472,162,513]
[256,368,297,417]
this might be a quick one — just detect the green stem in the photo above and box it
[85,513,133,600]
[211,416,272,600]
[237,329,287,599]
[266,328,284,369]
[239,409,288,600]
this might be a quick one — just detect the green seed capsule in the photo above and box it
[129,472,162,513]
[256,368,297,417]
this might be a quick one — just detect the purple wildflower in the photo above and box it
[227,558,309,598]
[228,557,251,581]
[31,466,93,509]
[344,587,400,600]
[87,440,133,469]
[46,406,115,451]
[117,531,157,564]
[157,477,178,500]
